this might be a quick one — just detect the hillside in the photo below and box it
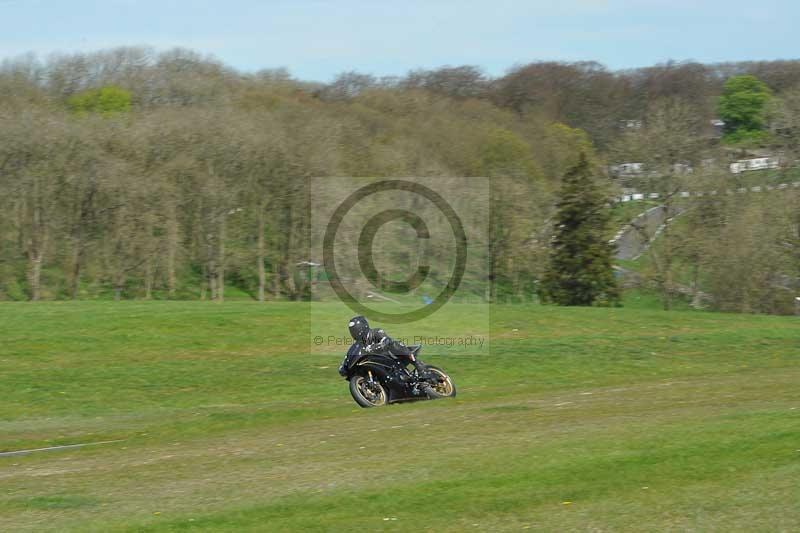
[2,50,799,314]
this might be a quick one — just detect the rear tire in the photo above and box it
[422,366,456,399]
[349,374,389,408]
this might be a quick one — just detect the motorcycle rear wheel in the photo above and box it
[349,374,389,408]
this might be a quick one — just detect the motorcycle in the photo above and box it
[338,342,456,408]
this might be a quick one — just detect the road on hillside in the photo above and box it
[614,205,684,260]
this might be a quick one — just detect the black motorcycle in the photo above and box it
[338,343,456,408]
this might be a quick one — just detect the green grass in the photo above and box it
[1,302,798,531]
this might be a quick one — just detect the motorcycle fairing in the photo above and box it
[339,342,408,377]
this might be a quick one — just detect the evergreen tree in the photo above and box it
[539,153,620,306]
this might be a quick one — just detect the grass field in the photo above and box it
[1,301,799,531]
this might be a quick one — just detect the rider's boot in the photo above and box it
[413,360,433,379]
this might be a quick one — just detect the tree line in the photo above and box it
[0,47,798,313]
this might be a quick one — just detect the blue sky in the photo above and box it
[1,0,798,81]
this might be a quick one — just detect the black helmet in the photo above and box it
[348,316,369,343]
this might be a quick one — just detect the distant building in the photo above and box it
[729,157,779,174]
[672,163,693,175]
[611,162,692,178]
[710,119,725,138]
[620,119,643,130]
[610,162,645,177]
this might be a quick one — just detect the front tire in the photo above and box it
[422,366,456,399]
[349,374,389,408]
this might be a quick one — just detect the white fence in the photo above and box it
[617,181,800,203]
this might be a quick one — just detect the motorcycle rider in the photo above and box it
[347,315,431,379]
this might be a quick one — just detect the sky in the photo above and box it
[1,0,798,82]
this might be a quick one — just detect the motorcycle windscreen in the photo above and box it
[341,342,363,372]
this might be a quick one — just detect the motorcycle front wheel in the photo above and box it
[349,374,389,408]
[423,366,457,399]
